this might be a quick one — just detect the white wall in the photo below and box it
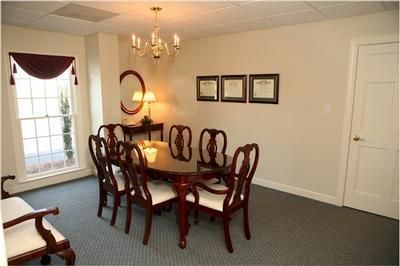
[98,33,121,125]
[85,33,103,134]
[1,25,92,193]
[119,10,398,204]
[86,32,121,133]
[118,36,161,125]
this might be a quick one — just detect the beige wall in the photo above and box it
[1,25,92,193]
[85,33,103,134]
[98,33,121,125]
[118,36,163,125]
[119,10,398,204]
[86,33,121,133]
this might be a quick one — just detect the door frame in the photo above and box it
[336,34,399,206]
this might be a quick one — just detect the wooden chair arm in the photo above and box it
[193,182,229,195]
[3,207,59,229]
[1,175,15,199]
[3,207,60,253]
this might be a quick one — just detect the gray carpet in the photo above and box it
[16,176,398,265]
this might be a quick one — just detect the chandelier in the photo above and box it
[131,7,180,61]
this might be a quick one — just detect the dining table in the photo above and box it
[136,140,233,249]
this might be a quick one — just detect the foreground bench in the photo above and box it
[2,175,76,265]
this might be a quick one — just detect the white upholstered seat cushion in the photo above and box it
[131,180,177,205]
[197,177,219,184]
[186,183,243,212]
[114,172,127,191]
[102,172,127,191]
[112,165,121,175]
[2,197,66,259]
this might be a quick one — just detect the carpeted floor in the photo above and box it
[16,176,398,265]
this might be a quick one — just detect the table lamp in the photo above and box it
[143,147,158,163]
[132,91,156,124]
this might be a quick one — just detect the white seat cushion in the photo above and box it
[186,183,243,212]
[112,165,121,174]
[2,197,66,259]
[197,177,219,184]
[102,172,127,191]
[131,180,177,205]
[114,172,127,191]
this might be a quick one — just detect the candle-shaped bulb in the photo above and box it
[174,34,177,46]
[131,33,136,47]
[177,37,180,46]
[138,38,141,49]
[151,32,155,45]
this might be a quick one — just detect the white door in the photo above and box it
[344,42,399,219]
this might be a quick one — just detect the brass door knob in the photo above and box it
[353,135,360,141]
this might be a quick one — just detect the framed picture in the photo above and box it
[249,74,280,104]
[221,75,246,103]
[197,76,219,101]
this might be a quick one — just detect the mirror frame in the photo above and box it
[120,70,146,115]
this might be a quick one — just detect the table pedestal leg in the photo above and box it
[174,181,190,249]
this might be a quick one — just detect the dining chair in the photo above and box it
[186,143,260,253]
[170,145,193,162]
[97,123,125,157]
[97,123,125,174]
[168,124,192,149]
[116,141,178,244]
[199,128,227,154]
[88,134,128,226]
[199,128,228,184]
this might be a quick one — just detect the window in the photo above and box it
[13,63,78,177]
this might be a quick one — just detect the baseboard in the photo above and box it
[252,178,339,206]
[6,168,94,194]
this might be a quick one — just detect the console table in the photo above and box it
[122,122,164,141]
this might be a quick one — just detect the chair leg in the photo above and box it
[143,208,153,245]
[40,254,51,265]
[222,216,233,253]
[57,248,76,265]
[110,195,119,226]
[97,189,105,217]
[103,192,108,206]
[194,208,199,225]
[243,204,251,240]
[125,200,132,234]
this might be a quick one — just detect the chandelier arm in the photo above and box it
[164,43,179,57]
[135,41,150,57]
[131,7,180,61]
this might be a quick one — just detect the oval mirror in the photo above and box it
[120,70,146,115]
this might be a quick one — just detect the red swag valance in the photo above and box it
[9,52,78,85]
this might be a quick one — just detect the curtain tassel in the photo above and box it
[74,76,78,85]
[12,63,17,73]
[10,74,15,85]
[71,65,75,75]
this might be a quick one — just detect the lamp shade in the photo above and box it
[143,147,158,163]
[132,91,143,101]
[143,91,156,102]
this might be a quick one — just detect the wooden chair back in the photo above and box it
[199,128,227,154]
[170,145,192,162]
[168,125,192,149]
[97,124,125,157]
[116,141,152,203]
[223,143,259,210]
[88,134,118,191]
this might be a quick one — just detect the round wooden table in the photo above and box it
[138,140,232,249]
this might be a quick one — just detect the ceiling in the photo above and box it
[1,1,398,41]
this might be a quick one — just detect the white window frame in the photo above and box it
[5,50,86,183]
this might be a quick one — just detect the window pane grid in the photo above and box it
[14,64,78,176]
[21,131,77,140]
